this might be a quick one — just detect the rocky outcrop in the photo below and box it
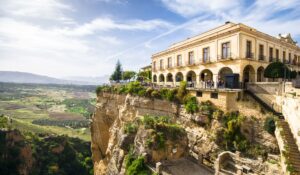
[91,92,280,175]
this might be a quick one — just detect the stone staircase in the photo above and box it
[277,120,300,174]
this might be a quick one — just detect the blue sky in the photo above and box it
[1,0,300,78]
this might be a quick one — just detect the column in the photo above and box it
[196,74,201,88]
[214,74,218,88]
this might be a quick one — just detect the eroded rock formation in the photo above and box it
[91,92,280,175]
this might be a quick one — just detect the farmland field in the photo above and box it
[0,82,97,141]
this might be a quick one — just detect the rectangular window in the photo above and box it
[203,47,210,63]
[289,53,291,63]
[294,55,297,65]
[283,51,286,63]
[276,49,279,61]
[160,59,164,70]
[246,40,252,58]
[211,92,218,99]
[188,51,194,65]
[269,47,273,62]
[177,55,182,66]
[222,42,230,59]
[153,61,156,71]
[196,91,202,97]
[167,57,172,68]
[259,44,264,60]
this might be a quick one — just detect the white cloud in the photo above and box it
[0,1,174,78]
[56,18,173,36]
[0,0,74,23]
[97,36,122,45]
[161,0,241,17]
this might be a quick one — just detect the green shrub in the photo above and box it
[95,85,113,95]
[219,112,249,152]
[141,115,185,147]
[0,115,8,128]
[138,89,147,97]
[145,87,154,97]
[166,89,177,102]
[176,81,187,103]
[184,96,199,114]
[142,115,156,129]
[199,101,215,115]
[126,156,150,175]
[150,90,161,98]
[95,86,104,95]
[212,110,224,120]
[264,116,276,135]
[117,85,128,94]
[159,88,169,98]
[126,81,145,95]
[124,123,138,134]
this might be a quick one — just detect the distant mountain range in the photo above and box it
[0,71,109,85]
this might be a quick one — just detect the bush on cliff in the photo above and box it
[264,116,276,135]
[184,96,199,114]
[217,112,249,152]
[124,123,138,134]
[96,85,113,95]
[176,81,187,103]
[125,149,151,175]
[126,81,145,95]
[199,101,215,119]
[141,115,185,150]
[95,80,190,105]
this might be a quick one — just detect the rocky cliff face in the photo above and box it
[91,93,279,175]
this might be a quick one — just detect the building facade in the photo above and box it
[151,22,300,89]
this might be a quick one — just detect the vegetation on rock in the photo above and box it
[264,116,276,135]
[125,149,152,175]
[184,96,199,114]
[141,115,185,150]
[124,123,138,134]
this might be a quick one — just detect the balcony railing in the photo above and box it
[202,57,211,64]
[245,52,254,59]
[218,53,233,60]
[176,63,183,67]
[167,65,173,69]
[258,55,265,61]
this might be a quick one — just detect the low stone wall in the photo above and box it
[247,82,282,95]
[275,124,288,175]
[285,82,300,95]
[282,95,300,151]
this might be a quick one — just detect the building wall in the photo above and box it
[152,22,300,86]
[282,95,300,152]
[189,90,239,111]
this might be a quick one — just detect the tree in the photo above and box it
[110,60,123,82]
[137,70,151,82]
[264,62,293,81]
[122,71,136,82]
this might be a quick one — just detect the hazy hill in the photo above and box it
[0,71,107,85]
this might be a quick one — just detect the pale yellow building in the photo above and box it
[151,22,300,89]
